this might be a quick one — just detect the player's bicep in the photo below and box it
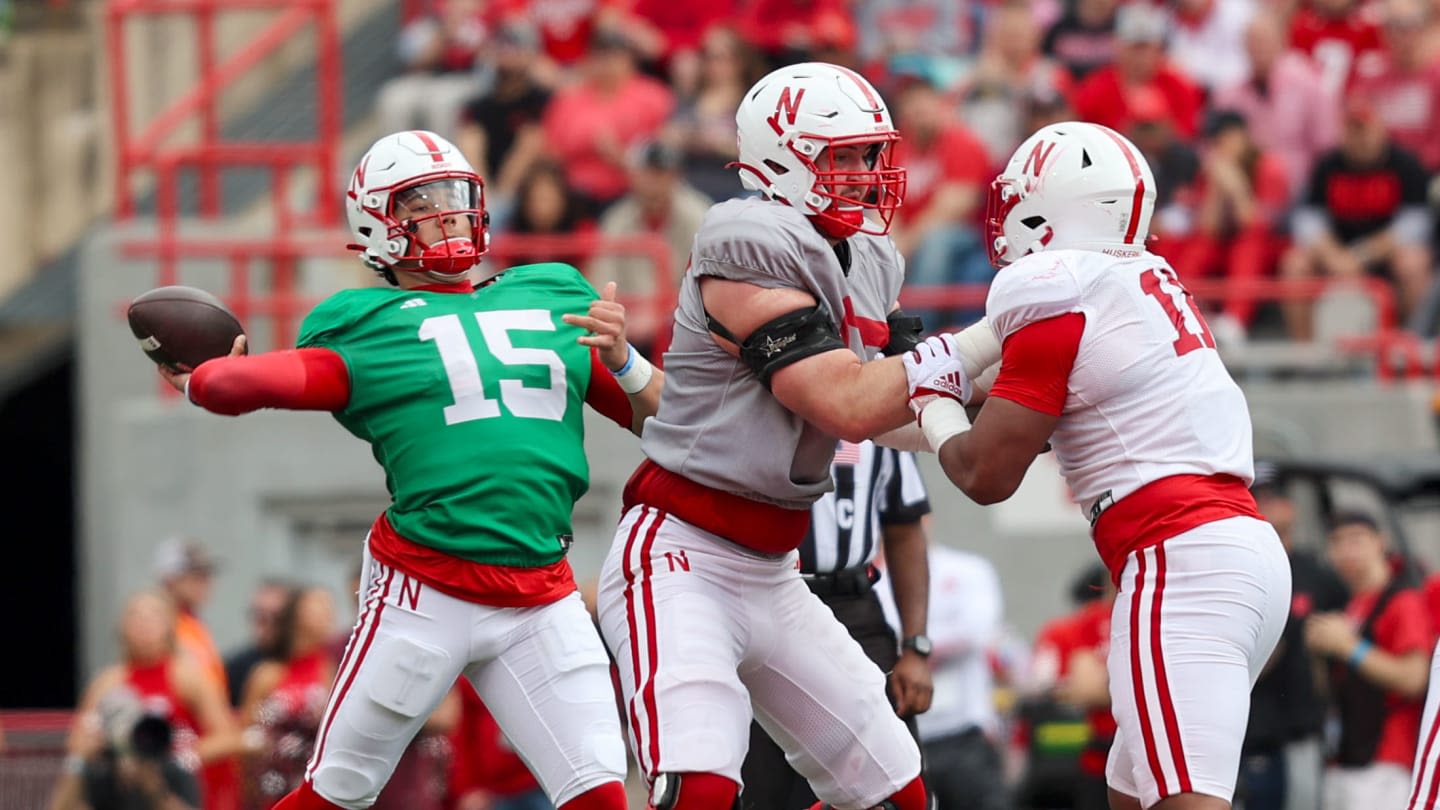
[698,276,820,356]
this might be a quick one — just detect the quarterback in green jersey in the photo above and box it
[160,131,661,810]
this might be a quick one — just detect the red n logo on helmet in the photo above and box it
[1022,141,1058,178]
[348,155,370,200]
[767,87,806,135]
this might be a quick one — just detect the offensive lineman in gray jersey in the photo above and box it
[594,62,999,810]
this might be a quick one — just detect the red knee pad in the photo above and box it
[558,781,629,810]
[272,781,347,810]
[654,772,739,810]
[806,775,927,810]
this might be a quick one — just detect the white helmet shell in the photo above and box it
[986,122,1157,266]
[734,62,906,239]
[346,130,492,284]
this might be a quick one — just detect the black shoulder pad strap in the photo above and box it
[883,308,925,356]
[738,305,847,389]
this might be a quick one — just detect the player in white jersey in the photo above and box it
[898,122,1291,810]
[592,62,1006,810]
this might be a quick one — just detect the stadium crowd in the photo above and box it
[376,0,1440,345]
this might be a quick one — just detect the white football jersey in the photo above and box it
[986,249,1254,517]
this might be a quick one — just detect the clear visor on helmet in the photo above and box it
[384,177,488,275]
[391,178,481,234]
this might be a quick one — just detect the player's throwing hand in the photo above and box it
[561,282,631,371]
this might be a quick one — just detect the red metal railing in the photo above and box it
[117,232,681,357]
[107,0,341,225]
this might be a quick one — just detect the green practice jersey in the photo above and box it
[296,264,598,568]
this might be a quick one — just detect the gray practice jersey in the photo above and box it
[642,197,906,510]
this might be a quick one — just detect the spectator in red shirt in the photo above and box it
[888,76,994,331]
[1168,110,1291,332]
[734,0,852,68]
[1072,3,1204,138]
[494,0,607,70]
[1306,512,1432,810]
[1290,0,1388,93]
[609,0,736,74]
[1212,10,1342,203]
[1349,0,1440,173]
[540,27,675,214]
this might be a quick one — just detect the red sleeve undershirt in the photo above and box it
[188,348,351,415]
[189,344,637,428]
[985,312,1086,417]
[585,348,634,429]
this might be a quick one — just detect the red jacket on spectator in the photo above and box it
[1073,63,1204,138]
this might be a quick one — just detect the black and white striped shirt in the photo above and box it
[798,440,931,575]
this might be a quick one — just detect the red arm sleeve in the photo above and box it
[985,313,1085,417]
[585,348,635,429]
[187,348,351,415]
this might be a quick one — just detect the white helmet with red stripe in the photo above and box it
[346,130,492,285]
[986,122,1156,266]
[733,62,906,239]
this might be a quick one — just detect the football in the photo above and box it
[127,286,247,372]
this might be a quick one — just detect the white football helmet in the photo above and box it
[346,130,492,285]
[734,62,906,239]
[986,122,1157,266]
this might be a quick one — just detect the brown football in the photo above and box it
[127,286,247,372]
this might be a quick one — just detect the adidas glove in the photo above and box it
[902,335,973,416]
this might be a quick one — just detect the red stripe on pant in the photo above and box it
[621,508,652,776]
[309,567,397,775]
[1129,550,1170,796]
[1410,699,1440,809]
[1148,546,1191,793]
[639,511,665,776]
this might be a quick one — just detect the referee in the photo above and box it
[739,438,934,810]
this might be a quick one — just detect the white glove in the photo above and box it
[902,335,973,416]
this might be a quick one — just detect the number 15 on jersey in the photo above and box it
[419,310,570,425]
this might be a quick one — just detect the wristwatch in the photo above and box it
[901,634,932,657]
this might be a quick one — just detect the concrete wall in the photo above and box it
[76,230,1440,680]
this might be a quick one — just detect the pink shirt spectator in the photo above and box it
[542,74,675,202]
[1212,52,1340,201]
[1350,57,1440,171]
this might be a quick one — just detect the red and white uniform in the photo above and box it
[985,248,1291,807]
